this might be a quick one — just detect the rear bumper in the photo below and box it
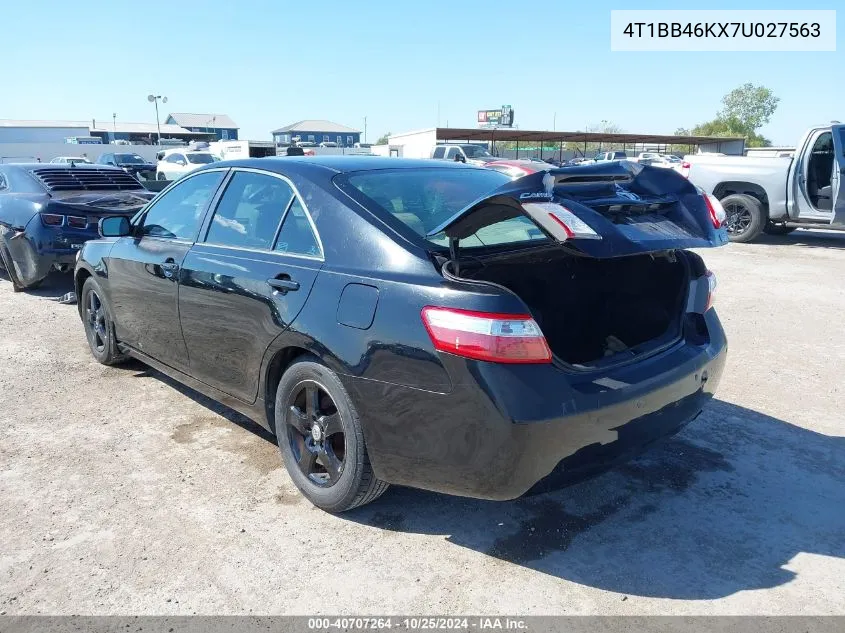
[341,309,727,500]
[0,224,84,286]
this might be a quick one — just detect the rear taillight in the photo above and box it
[522,202,602,241]
[66,215,87,228]
[680,161,691,178]
[705,270,717,311]
[421,306,552,364]
[40,213,64,226]
[702,194,726,229]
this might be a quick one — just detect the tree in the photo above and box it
[719,83,779,132]
[375,132,390,145]
[678,84,779,148]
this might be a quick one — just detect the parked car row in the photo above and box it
[3,156,728,513]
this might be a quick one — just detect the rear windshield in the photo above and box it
[338,168,547,248]
[115,154,146,164]
[461,145,492,158]
[187,153,216,164]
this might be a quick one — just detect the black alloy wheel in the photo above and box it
[286,380,346,487]
[80,277,126,365]
[85,288,108,354]
[723,201,753,237]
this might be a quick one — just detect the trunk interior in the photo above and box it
[459,250,689,366]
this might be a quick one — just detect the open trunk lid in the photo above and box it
[428,161,728,259]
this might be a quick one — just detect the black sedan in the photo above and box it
[0,164,154,290]
[96,152,157,180]
[74,157,727,512]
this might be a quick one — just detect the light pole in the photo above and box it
[112,113,117,142]
[553,112,556,131]
[363,116,367,144]
[147,94,168,144]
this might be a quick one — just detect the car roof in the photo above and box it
[207,156,485,174]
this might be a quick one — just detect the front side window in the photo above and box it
[432,147,445,159]
[274,197,322,258]
[166,154,185,164]
[205,171,294,249]
[140,171,223,239]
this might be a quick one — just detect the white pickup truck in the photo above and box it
[685,124,845,242]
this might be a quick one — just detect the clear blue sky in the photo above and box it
[2,0,841,145]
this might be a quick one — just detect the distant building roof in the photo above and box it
[0,118,215,137]
[272,119,360,134]
[167,113,239,129]
[90,121,198,135]
[0,119,90,128]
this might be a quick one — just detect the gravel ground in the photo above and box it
[1,229,843,615]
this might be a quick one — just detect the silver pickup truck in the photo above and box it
[686,124,845,242]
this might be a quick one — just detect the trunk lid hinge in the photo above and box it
[449,236,461,276]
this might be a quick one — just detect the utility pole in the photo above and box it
[364,116,367,144]
[147,94,168,144]
[112,113,117,141]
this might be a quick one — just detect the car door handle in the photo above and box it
[267,275,300,294]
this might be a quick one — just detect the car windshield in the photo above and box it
[187,153,216,164]
[115,154,146,164]
[340,168,547,249]
[663,155,681,162]
[461,145,492,158]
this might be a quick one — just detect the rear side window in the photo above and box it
[205,171,294,249]
[140,171,223,239]
[432,147,445,159]
[274,198,322,258]
[339,168,521,247]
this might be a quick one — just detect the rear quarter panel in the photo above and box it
[686,155,791,218]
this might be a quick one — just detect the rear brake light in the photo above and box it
[680,161,691,178]
[66,215,87,228]
[522,202,602,241]
[705,270,717,311]
[702,194,726,229]
[421,306,552,364]
[40,213,64,226]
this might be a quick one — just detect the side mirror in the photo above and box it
[177,159,187,166]
[99,216,131,238]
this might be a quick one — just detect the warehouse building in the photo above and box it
[165,113,239,141]
[0,118,215,145]
[272,120,360,147]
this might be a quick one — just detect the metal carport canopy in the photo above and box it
[435,127,744,147]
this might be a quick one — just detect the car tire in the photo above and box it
[157,172,167,181]
[275,357,388,512]
[80,276,127,366]
[720,193,765,243]
[763,223,797,236]
[0,243,40,292]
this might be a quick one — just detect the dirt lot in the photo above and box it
[1,230,843,616]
